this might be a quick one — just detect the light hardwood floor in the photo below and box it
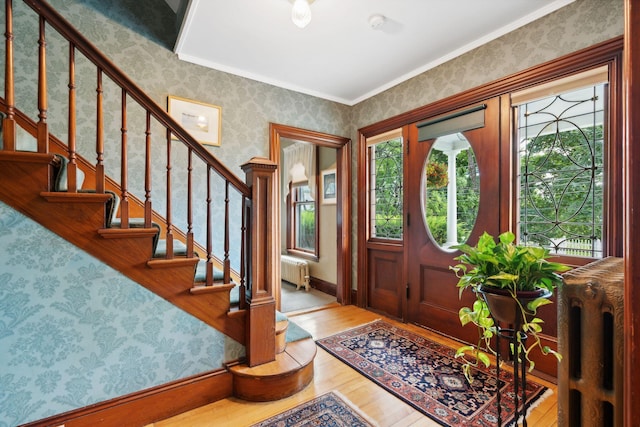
[149,305,558,427]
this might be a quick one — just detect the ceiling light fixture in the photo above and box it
[368,14,386,30]
[291,0,313,29]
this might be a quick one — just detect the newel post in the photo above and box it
[241,157,277,366]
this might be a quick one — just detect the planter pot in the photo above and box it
[478,285,551,328]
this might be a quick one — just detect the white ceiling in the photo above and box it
[172,0,575,106]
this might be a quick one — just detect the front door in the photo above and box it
[406,97,501,343]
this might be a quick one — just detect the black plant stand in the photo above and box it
[495,326,529,427]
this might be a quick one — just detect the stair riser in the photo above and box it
[232,363,314,402]
[0,155,56,209]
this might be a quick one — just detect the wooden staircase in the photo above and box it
[0,0,316,425]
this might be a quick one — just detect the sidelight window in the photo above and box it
[367,130,404,240]
[515,69,607,258]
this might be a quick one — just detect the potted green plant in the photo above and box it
[449,230,571,383]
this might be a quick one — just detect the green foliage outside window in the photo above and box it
[425,149,479,245]
[520,124,603,257]
[297,207,316,250]
[292,184,316,253]
[371,138,403,239]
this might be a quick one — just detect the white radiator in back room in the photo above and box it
[557,256,624,427]
[281,255,310,291]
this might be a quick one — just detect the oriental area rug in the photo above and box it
[251,391,377,427]
[316,320,550,427]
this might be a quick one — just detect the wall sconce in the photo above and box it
[291,0,314,28]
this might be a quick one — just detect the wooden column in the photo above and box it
[3,0,16,151]
[624,0,640,425]
[241,157,277,366]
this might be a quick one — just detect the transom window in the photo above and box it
[515,72,607,259]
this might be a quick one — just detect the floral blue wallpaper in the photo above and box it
[0,201,244,426]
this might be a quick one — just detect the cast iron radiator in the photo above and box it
[280,254,310,291]
[557,256,624,427]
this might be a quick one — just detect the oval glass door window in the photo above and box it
[423,133,479,250]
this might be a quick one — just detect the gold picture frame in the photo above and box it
[167,95,221,146]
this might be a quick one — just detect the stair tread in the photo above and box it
[189,282,235,294]
[147,257,199,269]
[275,319,289,334]
[41,191,113,203]
[229,337,316,377]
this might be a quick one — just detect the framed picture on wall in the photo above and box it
[167,95,222,146]
[321,169,337,205]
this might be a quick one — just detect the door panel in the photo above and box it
[406,97,500,343]
[367,245,403,319]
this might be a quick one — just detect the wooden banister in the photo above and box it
[1,0,276,367]
[21,0,249,194]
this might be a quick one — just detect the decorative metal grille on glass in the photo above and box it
[517,84,605,258]
[369,138,403,239]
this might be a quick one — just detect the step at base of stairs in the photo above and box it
[229,337,316,402]
[275,319,289,354]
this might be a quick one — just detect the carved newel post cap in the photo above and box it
[241,157,277,172]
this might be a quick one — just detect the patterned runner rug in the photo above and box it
[316,320,550,427]
[251,391,377,426]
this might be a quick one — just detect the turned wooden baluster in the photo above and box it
[164,128,174,258]
[3,0,16,151]
[144,111,152,227]
[223,180,231,284]
[186,148,194,258]
[67,44,78,192]
[37,15,48,153]
[95,69,105,193]
[239,196,249,309]
[206,166,214,286]
[119,89,129,227]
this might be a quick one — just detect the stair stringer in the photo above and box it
[0,151,246,344]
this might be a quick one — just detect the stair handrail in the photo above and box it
[2,0,278,365]
[21,0,249,195]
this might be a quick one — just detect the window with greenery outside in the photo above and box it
[425,148,479,246]
[291,184,316,254]
[369,138,403,240]
[518,84,605,258]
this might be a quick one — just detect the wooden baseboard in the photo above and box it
[309,276,336,296]
[22,369,233,427]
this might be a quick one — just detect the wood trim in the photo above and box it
[269,123,351,308]
[358,37,623,139]
[623,0,640,424]
[241,158,277,366]
[357,37,624,317]
[356,132,368,308]
[21,369,233,427]
[309,275,337,296]
[336,137,351,305]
